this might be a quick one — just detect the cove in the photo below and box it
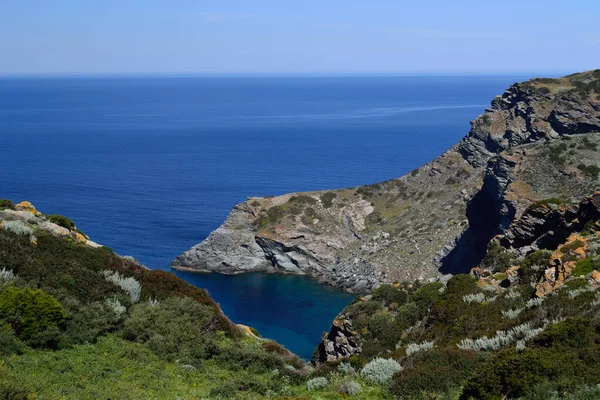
[0,75,532,359]
[173,270,355,359]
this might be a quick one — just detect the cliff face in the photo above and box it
[173,70,600,292]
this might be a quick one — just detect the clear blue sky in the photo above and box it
[1,0,599,75]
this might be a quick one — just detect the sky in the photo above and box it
[1,0,599,75]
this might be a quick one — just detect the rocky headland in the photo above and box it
[173,70,600,292]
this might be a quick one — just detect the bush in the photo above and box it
[320,191,337,208]
[59,301,121,346]
[371,284,408,305]
[102,270,141,303]
[481,242,513,272]
[0,199,15,210]
[411,282,444,316]
[573,256,600,276]
[337,362,355,375]
[391,348,478,398]
[307,376,328,391]
[47,214,75,230]
[520,250,552,284]
[445,274,478,296]
[0,323,25,355]
[1,220,33,237]
[0,287,65,343]
[531,318,594,350]
[0,381,30,400]
[340,380,362,395]
[360,357,402,384]
[0,268,16,282]
[122,297,218,361]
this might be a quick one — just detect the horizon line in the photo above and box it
[0,70,574,79]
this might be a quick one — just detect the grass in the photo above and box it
[0,336,281,399]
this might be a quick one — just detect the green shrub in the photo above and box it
[214,343,284,373]
[520,250,552,284]
[445,274,477,296]
[371,284,408,306]
[481,242,513,272]
[59,301,121,347]
[394,302,420,332]
[0,286,65,343]
[0,323,25,355]
[0,380,30,400]
[572,256,600,276]
[460,319,600,400]
[0,199,15,210]
[526,198,563,211]
[531,318,594,350]
[390,348,478,398]
[320,192,337,208]
[122,297,218,361]
[47,214,75,230]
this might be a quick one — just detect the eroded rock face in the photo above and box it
[311,316,361,364]
[173,70,600,292]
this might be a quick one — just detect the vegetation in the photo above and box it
[2,193,600,398]
[0,199,15,210]
[47,214,76,230]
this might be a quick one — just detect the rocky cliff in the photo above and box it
[173,70,600,292]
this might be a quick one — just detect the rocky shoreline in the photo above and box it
[173,70,600,292]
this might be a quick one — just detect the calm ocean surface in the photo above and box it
[0,75,532,358]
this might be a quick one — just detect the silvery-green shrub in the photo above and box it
[337,362,355,375]
[0,268,16,282]
[307,377,328,391]
[405,340,435,356]
[2,220,33,236]
[360,357,402,384]
[102,270,141,303]
[344,380,362,395]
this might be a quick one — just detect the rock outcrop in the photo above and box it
[311,316,361,364]
[173,70,600,292]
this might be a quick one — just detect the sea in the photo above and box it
[0,75,534,359]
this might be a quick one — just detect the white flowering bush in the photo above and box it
[307,377,328,391]
[502,307,524,319]
[2,220,33,236]
[337,362,355,375]
[505,289,522,300]
[105,297,126,318]
[360,357,402,384]
[525,297,544,308]
[592,292,600,306]
[343,380,362,395]
[405,340,435,356]
[0,267,16,281]
[457,322,545,351]
[102,270,141,303]
[567,286,595,299]
[462,292,496,304]
[462,292,486,304]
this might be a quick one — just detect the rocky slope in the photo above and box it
[173,70,600,292]
[314,191,600,365]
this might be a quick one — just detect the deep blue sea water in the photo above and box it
[0,75,533,358]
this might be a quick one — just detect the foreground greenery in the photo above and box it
[2,199,600,399]
[0,202,391,399]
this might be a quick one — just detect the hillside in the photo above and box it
[0,200,336,399]
[313,192,600,399]
[173,70,600,292]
